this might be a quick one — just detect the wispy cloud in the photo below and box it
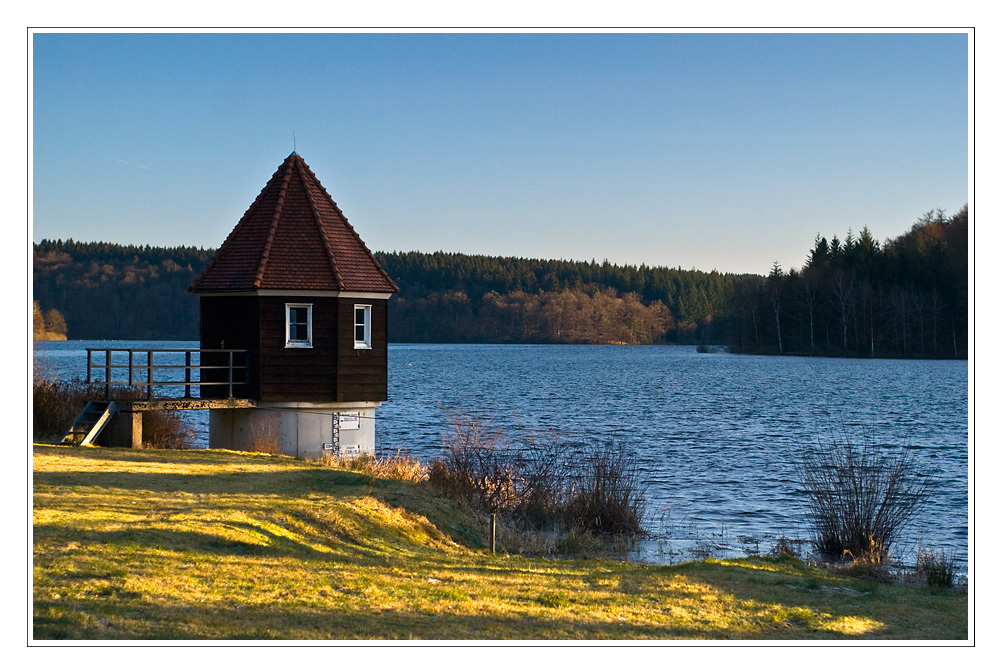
[112,158,149,170]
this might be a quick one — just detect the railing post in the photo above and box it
[184,350,192,398]
[128,350,134,388]
[228,350,234,398]
[104,350,111,399]
[86,349,92,384]
[146,351,153,400]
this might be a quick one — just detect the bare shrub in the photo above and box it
[567,439,647,535]
[916,547,959,588]
[429,411,647,539]
[247,412,283,454]
[798,431,932,564]
[140,410,195,449]
[429,412,529,514]
[769,537,801,560]
[517,432,571,526]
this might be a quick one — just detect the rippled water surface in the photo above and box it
[34,341,969,569]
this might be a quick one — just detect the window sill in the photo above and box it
[286,341,313,349]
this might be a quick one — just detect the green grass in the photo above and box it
[31,444,968,641]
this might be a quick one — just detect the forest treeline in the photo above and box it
[374,252,731,344]
[727,205,968,358]
[32,241,213,340]
[32,205,967,358]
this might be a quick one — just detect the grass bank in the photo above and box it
[31,444,968,641]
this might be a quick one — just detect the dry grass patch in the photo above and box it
[321,451,426,483]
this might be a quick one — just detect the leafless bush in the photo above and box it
[429,411,647,537]
[517,432,572,526]
[799,431,932,564]
[567,439,647,535]
[247,412,283,454]
[140,410,196,449]
[428,412,530,513]
[769,536,801,560]
[916,547,959,588]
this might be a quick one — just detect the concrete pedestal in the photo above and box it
[106,409,142,448]
[208,402,381,459]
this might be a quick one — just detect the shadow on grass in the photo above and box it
[34,444,254,465]
[32,597,715,640]
[33,467,373,495]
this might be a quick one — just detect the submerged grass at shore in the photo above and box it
[31,444,968,641]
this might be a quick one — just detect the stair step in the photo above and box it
[60,401,120,446]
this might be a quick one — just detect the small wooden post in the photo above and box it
[146,351,153,400]
[104,350,111,399]
[227,350,234,398]
[490,513,497,554]
[129,409,143,448]
[184,351,192,398]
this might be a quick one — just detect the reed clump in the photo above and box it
[798,430,932,567]
[915,547,960,589]
[566,439,647,535]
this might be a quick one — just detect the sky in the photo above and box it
[30,30,970,276]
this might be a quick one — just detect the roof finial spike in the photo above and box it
[290,131,298,157]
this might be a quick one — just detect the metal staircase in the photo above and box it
[60,401,120,446]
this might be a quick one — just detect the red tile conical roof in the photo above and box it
[190,153,399,294]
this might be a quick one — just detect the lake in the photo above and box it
[33,340,969,571]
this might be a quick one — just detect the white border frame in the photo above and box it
[285,302,313,348]
[353,304,372,349]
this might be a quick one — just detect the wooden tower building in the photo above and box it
[189,152,399,458]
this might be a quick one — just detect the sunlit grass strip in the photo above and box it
[32,444,968,641]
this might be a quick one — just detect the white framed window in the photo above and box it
[285,303,313,348]
[354,304,371,349]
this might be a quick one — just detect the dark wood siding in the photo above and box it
[199,296,261,399]
[257,296,338,402]
[336,298,388,402]
[199,293,388,403]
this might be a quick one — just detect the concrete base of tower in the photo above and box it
[208,401,381,460]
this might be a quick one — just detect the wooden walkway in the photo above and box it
[62,347,257,447]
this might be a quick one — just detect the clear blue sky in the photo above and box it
[30,31,969,275]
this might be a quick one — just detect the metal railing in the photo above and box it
[86,348,250,400]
